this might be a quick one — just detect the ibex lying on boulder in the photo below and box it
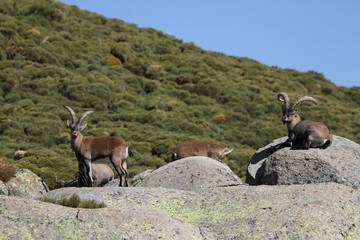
[65,106,131,187]
[278,92,333,149]
[172,140,233,162]
[78,162,114,187]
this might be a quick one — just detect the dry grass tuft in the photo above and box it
[0,158,18,182]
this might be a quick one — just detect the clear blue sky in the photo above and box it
[59,0,359,87]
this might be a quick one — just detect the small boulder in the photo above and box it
[14,150,29,160]
[134,156,242,191]
[246,135,360,188]
[6,169,49,199]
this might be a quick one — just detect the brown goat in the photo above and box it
[172,140,233,161]
[65,106,131,187]
[278,92,333,149]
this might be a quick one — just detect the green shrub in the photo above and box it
[23,1,64,22]
[14,149,77,189]
[110,43,132,64]
[42,193,107,209]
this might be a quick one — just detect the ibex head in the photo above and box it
[277,92,318,125]
[64,106,93,138]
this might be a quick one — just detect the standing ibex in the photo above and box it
[78,162,114,187]
[278,92,333,149]
[65,106,131,187]
[172,140,233,161]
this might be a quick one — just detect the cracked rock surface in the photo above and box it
[0,195,215,240]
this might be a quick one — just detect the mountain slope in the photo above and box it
[0,0,359,187]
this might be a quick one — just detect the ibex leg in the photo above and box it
[109,157,127,187]
[84,159,94,186]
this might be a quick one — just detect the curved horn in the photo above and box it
[277,92,290,111]
[222,147,234,156]
[64,106,76,126]
[291,96,318,110]
[77,110,94,125]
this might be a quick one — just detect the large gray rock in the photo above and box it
[246,135,360,188]
[0,180,9,195]
[131,169,154,186]
[134,156,243,190]
[6,169,49,199]
[104,169,154,187]
[43,183,360,239]
[0,195,215,240]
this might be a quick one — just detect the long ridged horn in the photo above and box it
[64,106,76,126]
[291,96,318,110]
[77,110,94,125]
[277,92,290,111]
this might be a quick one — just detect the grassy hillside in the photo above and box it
[0,0,359,188]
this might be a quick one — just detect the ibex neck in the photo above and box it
[287,116,303,130]
[71,133,84,151]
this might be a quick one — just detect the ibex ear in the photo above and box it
[79,123,87,131]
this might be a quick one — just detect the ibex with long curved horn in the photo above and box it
[65,106,131,187]
[277,92,333,149]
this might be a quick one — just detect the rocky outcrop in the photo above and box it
[5,169,49,199]
[133,156,243,190]
[0,195,215,240]
[42,182,360,239]
[246,135,360,188]
[3,139,360,239]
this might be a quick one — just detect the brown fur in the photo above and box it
[91,163,114,187]
[172,140,233,161]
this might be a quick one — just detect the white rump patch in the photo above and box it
[125,147,129,159]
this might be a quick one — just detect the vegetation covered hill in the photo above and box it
[0,0,359,188]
